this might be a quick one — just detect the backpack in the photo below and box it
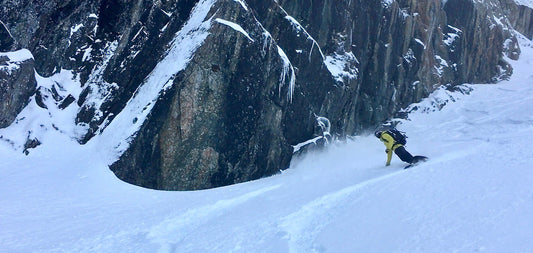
[386,129,407,145]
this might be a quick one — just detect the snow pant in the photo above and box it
[394,146,414,164]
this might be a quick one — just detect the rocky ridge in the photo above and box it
[0,0,532,190]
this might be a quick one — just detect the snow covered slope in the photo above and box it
[1,35,533,252]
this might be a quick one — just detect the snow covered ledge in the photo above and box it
[90,0,217,164]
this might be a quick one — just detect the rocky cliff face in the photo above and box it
[0,50,36,128]
[1,0,532,190]
[503,0,533,38]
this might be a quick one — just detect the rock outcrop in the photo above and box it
[0,50,36,128]
[1,0,532,190]
[502,0,533,39]
[0,21,14,51]
[110,0,294,190]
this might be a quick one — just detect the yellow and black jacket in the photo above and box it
[379,131,404,166]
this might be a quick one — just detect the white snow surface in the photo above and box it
[515,0,533,8]
[0,49,33,74]
[414,38,426,49]
[383,0,394,7]
[233,0,249,11]
[215,18,254,42]
[2,36,533,252]
[324,52,358,83]
[70,24,84,37]
[0,49,33,62]
[0,68,86,150]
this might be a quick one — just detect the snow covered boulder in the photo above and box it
[0,49,36,128]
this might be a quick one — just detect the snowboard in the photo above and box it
[404,156,428,169]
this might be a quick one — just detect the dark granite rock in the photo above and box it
[0,20,14,51]
[23,137,41,155]
[0,50,36,128]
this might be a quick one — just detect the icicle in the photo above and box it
[261,32,271,56]
[277,46,296,102]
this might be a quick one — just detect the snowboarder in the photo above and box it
[374,129,427,168]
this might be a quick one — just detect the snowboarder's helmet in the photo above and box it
[374,130,382,138]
